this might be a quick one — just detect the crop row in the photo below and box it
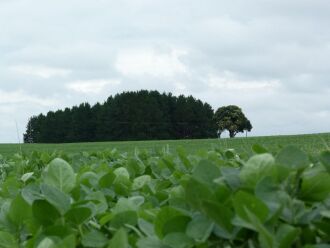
[0,145,329,247]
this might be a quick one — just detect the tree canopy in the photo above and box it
[214,105,252,138]
[24,90,217,143]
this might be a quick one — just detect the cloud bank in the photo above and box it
[1,0,330,142]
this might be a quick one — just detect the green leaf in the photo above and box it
[138,219,156,237]
[276,146,309,170]
[85,191,108,214]
[186,214,214,242]
[232,191,269,225]
[114,167,130,179]
[21,172,34,183]
[163,233,194,248]
[219,167,241,191]
[320,150,330,173]
[42,158,76,193]
[110,211,138,228]
[113,175,132,196]
[132,175,151,190]
[245,209,275,248]
[240,153,276,189]
[54,235,76,248]
[81,230,108,248]
[299,172,330,201]
[65,207,92,225]
[40,184,71,215]
[177,147,192,169]
[192,160,221,186]
[0,231,18,248]
[276,224,300,248]
[37,237,55,248]
[184,177,215,210]
[252,144,268,154]
[201,200,233,236]
[8,193,32,225]
[136,237,166,248]
[32,199,61,226]
[22,184,43,205]
[108,228,129,248]
[155,207,191,238]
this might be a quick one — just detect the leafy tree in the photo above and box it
[214,105,252,138]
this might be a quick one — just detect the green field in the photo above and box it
[0,133,330,247]
[1,132,330,157]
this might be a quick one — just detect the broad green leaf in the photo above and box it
[108,228,129,248]
[99,171,116,188]
[154,207,191,238]
[201,200,233,238]
[79,171,99,187]
[21,172,34,183]
[252,144,268,154]
[40,184,71,215]
[132,175,151,190]
[163,233,194,248]
[113,197,142,214]
[8,193,32,225]
[276,146,309,169]
[136,237,167,248]
[32,200,60,226]
[320,150,330,173]
[65,207,92,225]
[192,160,221,186]
[110,211,138,228]
[22,184,43,205]
[37,237,55,248]
[177,147,192,169]
[276,224,300,248]
[85,191,108,214]
[186,214,214,242]
[218,167,241,191]
[54,235,76,248]
[245,209,275,248]
[0,231,18,248]
[43,225,73,239]
[240,153,276,189]
[232,191,269,225]
[299,172,330,201]
[81,230,108,248]
[113,175,132,196]
[42,158,76,193]
[114,167,130,179]
[138,219,155,237]
[184,177,215,210]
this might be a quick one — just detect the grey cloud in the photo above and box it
[1,0,330,142]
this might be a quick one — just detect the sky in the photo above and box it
[1,0,330,143]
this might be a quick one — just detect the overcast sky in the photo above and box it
[1,0,330,143]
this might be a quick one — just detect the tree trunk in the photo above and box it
[229,131,236,138]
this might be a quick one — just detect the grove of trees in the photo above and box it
[24,90,218,143]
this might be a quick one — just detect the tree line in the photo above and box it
[24,90,220,143]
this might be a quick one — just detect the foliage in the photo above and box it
[2,133,330,158]
[214,105,252,138]
[0,145,329,247]
[23,90,217,143]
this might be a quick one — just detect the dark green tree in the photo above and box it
[24,90,217,143]
[214,105,252,138]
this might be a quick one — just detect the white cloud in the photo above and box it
[115,48,188,77]
[9,65,71,79]
[207,72,281,91]
[66,79,121,94]
[0,89,57,106]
